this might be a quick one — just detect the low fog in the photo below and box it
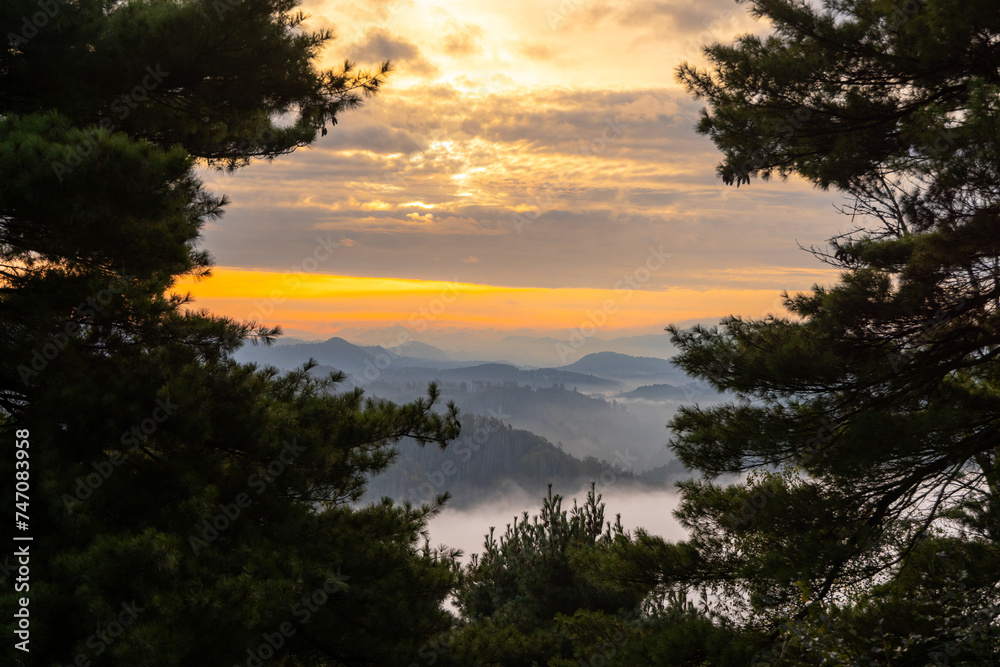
[425,487,687,563]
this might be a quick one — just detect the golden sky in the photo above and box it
[185,0,848,340]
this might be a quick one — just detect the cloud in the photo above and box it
[517,42,556,61]
[199,74,842,294]
[193,0,848,336]
[320,123,423,154]
[613,0,740,32]
[441,20,484,56]
[344,28,439,78]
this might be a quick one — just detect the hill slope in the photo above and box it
[557,351,682,381]
[365,416,651,508]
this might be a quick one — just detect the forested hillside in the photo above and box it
[365,417,648,508]
[357,377,687,470]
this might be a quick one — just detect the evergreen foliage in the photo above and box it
[431,488,761,666]
[625,0,1000,654]
[0,1,458,665]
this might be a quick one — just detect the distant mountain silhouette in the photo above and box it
[240,343,704,475]
[235,336,371,371]
[235,336,453,372]
[345,362,620,390]
[496,333,677,366]
[557,351,681,380]
[270,336,313,346]
[361,340,450,361]
[255,328,687,366]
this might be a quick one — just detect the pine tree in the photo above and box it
[1,1,460,664]
[441,487,762,666]
[639,0,1000,638]
[445,486,645,667]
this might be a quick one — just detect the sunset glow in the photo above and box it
[176,268,806,336]
[191,0,847,339]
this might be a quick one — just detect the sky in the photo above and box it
[177,0,849,344]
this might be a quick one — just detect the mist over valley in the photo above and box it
[236,332,725,549]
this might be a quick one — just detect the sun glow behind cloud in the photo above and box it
[309,0,765,92]
[191,0,848,338]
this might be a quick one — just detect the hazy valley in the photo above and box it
[235,333,726,514]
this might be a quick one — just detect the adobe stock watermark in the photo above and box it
[61,397,179,514]
[719,418,838,531]
[578,111,628,157]
[357,281,462,384]
[577,628,629,667]
[54,599,146,667]
[409,609,628,666]
[6,0,68,48]
[546,0,590,30]
[718,477,784,532]
[513,111,629,234]
[511,186,563,234]
[591,448,640,489]
[246,235,345,324]
[555,245,672,362]
[401,410,510,504]
[189,439,305,555]
[51,65,170,182]
[373,0,407,29]
[17,275,129,384]
[679,8,741,63]
[887,296,968,373]
[711,104,815,202]
[376,126,452,196]
[234,568,350,667]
